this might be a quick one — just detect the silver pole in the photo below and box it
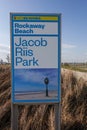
[11,104,18,130]
[54,103,61,130]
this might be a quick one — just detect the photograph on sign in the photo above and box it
[14,69,58,100]
[11,13,61,103]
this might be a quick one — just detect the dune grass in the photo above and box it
[0,65,87,130]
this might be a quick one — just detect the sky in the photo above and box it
[0,0,87,62]
[14,69,58,92]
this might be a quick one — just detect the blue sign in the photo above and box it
[11,13,61,103]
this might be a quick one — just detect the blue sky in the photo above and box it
[0,0,87,62]
[14,69,58,91]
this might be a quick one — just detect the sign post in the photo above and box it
[10,13,61,130]
[11,104,18,130]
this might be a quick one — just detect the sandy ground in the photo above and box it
[61,68,87,81]
[15,91,58,100]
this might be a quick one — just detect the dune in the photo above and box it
[0,65,87,130]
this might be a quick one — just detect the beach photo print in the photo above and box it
[14,68,58,102]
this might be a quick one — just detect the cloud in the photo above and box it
[15,69,58,87]
[0,44,10,52]
[84,52,87,56]
[62,43,76,49]
[0,44,10,61]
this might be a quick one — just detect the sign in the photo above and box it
[10,13,61,103]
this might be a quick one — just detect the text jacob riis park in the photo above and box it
[15,37,47,66]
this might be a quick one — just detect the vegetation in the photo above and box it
[62,62,87,72]
[0,65,87,130]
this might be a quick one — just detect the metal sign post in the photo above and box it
[11,104,18,130]
[10,13,61,130]
[55,103,61,130]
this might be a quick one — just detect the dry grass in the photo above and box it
[0,65,87,130]
[61,69,87,130]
